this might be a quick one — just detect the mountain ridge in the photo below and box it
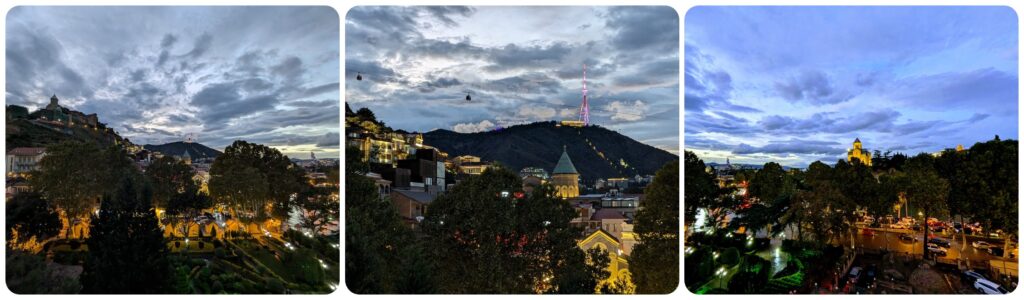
[423,121,677,180]
[143,141,222,159]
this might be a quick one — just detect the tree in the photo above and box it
[876,171,908,251]
[684,151,720,229]
[549,246,611,294]
[345,146,410,293]
[145,156,197,209]
[737,162,794,239]
[957,138,1018,259]
[31,142,138,239]
[799,161,849,248]
[748,162,793,204]
[296,186,338,235]
[81,177,169,293]
[6,248,82,293]
[832,159,866,249]
[6,191,61,246]
[903,154,950,259]
[166,188,213,238]
[630,160,679,294]
[355,107,377,122]
[422,166,597,293]
[209,140,307,234]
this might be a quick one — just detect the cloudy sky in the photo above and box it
[685,6,1018,167]
[6,6,340,158]
[345,6,680,154]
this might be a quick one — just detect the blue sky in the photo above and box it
[6,6,340,158]
[685,6,1018,167]
[345,6,680,154]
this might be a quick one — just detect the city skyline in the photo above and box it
[685,6,1018,167]
[345,6,680,154]
[5,6,340,158]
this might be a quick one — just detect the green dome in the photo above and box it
[552,148,578,174]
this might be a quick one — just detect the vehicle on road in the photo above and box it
[986,247,1015,258]
[899,233,918,242]
[889,223,908,230]
[972,241,993,250]
[857,265,877,289]
[962,270,988,284]
[928,238,951,248]
[862,228,875,236]
[927,245,948,256]
[847,266,863,284]
[974,278,1008,294]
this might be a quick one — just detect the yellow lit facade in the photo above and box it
[847,138,872,166]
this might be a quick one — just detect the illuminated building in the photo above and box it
[577,229,632,290]
[846,138,872,166]
[6,147,46,176]
[551,147,580,199]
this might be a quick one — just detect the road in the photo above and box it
[851,227,1017,264]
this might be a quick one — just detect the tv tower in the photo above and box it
[579,64,590,126]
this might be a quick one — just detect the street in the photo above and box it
[851,227,1017,264]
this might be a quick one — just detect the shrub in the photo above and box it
[719,247,741,266]
[265,277,285,293]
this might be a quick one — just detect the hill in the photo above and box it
[424,121,677,181]
[6,119,130,151]
[143,141,222,159]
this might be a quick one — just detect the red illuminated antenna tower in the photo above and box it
[579,64,590,125]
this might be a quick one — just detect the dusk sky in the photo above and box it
[685,6,1019,167]
[345,6,680,154]
[6,6,340,158]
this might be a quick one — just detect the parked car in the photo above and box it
[899,233,918,242]
[928,245,948,257]
[889,223,908,230]
[972,241,994,250]
[962,270,988,284]
[911,224,922,231]
[928,238,951,248]
[988,247,1006,257]
[862,228,876,236]
[857,265,878,288]
[974,278,1009,294]
[847,266,863,284]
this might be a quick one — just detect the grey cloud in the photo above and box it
[184,32,213,59]
[734,139,845,155]
[423,6,475,26]
[485,42,572,71]
[161,34,177,48]
[890,68,1018,110]
[774,70,854,104]
[190,82,281,128]
[606,6,679,52]
[271,56,304,82]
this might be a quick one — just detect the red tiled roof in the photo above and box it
[591,209,625,221]
[8,147,45,156]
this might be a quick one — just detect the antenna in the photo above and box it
[579,64,590,126]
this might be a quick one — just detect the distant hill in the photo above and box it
[6,119,129,151]
[143,141,222,159]
[424,121,677,180]
[706,162,800,171]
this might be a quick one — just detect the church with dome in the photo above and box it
[847,138,872,166]
[551,147,580,199]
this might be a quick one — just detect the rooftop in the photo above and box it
[8,147,46,156]
[552,148,578,174]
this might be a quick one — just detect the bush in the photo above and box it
[719,247,740,266]
[215,247,227,258]
[773,258,803,278]
[753,238,771,250]
[265,277,285,293]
